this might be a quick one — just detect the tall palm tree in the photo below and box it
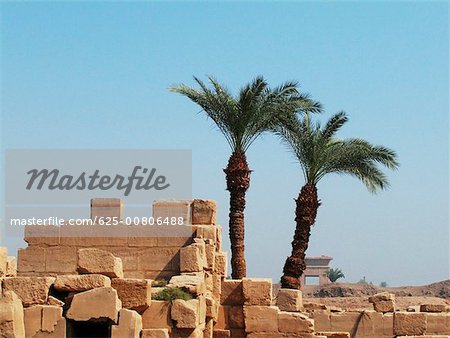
[278,112,399,289]
[170,76,321,278]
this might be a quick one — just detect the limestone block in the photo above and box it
[276,288,302,312]
[425,313,450,334]
[278,311,314,334]
[393,312,427,336]
[314,312,332,331]
[212,274,222,302]
[111,278,151,313]
[24,305,64,337]
[195,225,217,243]
[3,277,55,307]
[46,296,64,307]
[329,312,361,332]
[45,246,78,274]
[17,247,46,273]
[6,257,17,277]
[153,200,192,225]
[24,306,41,338]
[215,306,229,330]
[180,244,204,273]
[41,306,63,332]
[228,306,244,329]
[198,295,207,326]
[204,318,214,338]
[205,244,216,271]
[66,287,121,323]
[0,291,25,338]
[221,280,243,306]
[191,199,216,225]
[373,300,395,313]
[111,309,142,338]
[242,278,272,306]
[34,317,65,338]
[142,300,172,329]
[171,299,199,329]
[420,304,446,313]
[53,274,111,292]
[77,248,123,278]
[214,252,227,277]
[243,306,278,333]
[91,197,123,221]
[368,292,394,303]
[168,273,206,295]
[24,225,59,246]
[141,328,170,338]
[205,296,219,321]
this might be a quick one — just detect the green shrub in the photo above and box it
[153,287,193,303]
[152,279,168,287]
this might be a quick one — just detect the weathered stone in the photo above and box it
[3,277,55,307]
[214,252,227,277]
[6,257,17,277]
[172,327,204,338]
[77,248,123,278]
[278,311,314,334]
[111,309,142,338]
[242,278,272,306]
[34,317,66,337]
[191,199,216,225]
[111,278,151,313]
[66,287,121,323]
[24,304,64,337]
[180,244,204,273]
[373,300,395,313]
[45,246,78,274]
[228,306,244,329]
[215,306,229,330]
[24,225,60,246]
[368,292,394,303]
[171,299,200,329]
[425,313,450,334]
[420,304,446,313]
[205,296,219,320]
[0,291,25,338]
[198,295,207,325]
[212,274,222,302]
[276,288,302,312]
[329,312,361,332]
[205,244,216,271]
[314,312,332,331]
[393,312,427,336]
[91,198,123,221]
[142,300,172,329]
[168,273,206,295]
[24,305,41,338]
[141,328,170,338]
[243,306,278,333]
[46,296,64,307]
[153,200,192,225]
[41,306,63,332]
[221,280,243,306]
[17,247,46,274]
[54,274,111,292]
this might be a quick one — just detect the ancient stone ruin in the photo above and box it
[0,199,449,337]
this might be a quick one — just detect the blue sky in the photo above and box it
[1,1,448,286]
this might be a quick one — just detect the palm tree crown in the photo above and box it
[279,111,399,193]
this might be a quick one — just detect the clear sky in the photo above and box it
[1,1,448,286]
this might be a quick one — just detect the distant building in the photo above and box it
[300,255,332,286]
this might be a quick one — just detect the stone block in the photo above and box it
[180,244,204,273]
[221,280,243,306]
[45,246,78,274]
[6,257,17,277]
[373,300,395,313]
[142,300,172,329]
[66,287,121,323]
[168,273,206,295]
[242,278,272,306]
[393,312,427,336]
[54,274,111,292]
[77,248,123,278]
[141,328,170,338]
[206,296,219,321]
[329,312,361,332]
[3,277,55,307]
[277,289,303,313]
[0,291,25,338]
[214,252,227,277]
[191,199,217,225]
[24,305,41,338]
[59,225,128,247]
[368,292,394,303]
[278,311,314,334]
[24,225,60,246]
[17,247,46,273]
[205,244,216,271]
[47,296,64,307]
[383,312,394,336]
[215,305,229,330]
[171,299,199,329]
[314,312,332,331]
[425,313,450,334]
[91,197,123,221]
[204,318,214,338]
[195,225,217,242]
[138,247,179,271]
[153,200,192,225]
[111,278,152,313]
[228,306,244,329]
[212,274,222,302]
[243,306,278,333]
[420,304,446,313]
[111,309,142,338]
[0,247,7,277]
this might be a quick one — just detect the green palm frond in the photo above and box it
[170,76,322,153]
[277,112,399,192]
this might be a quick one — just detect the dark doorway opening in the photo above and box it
[67,320,111,338]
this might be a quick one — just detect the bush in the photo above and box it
[152,279,168,287]
[153,287,193,303]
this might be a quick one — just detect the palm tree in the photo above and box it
[278,112,399,289]
[170,76,321,278]
[326,268,345,282]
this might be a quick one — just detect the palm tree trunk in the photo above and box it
[281,184,320,289]
[224,151,251,279]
